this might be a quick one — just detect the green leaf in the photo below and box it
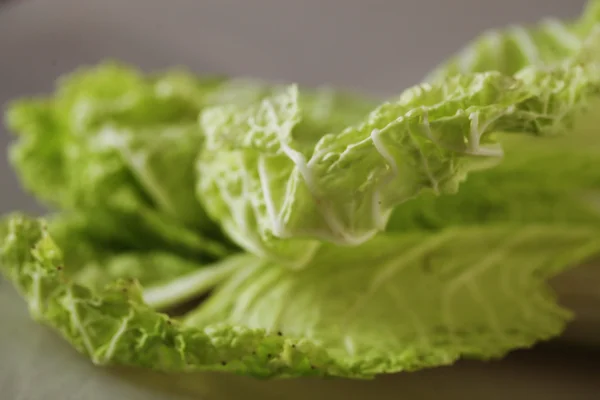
[0,215,343,378]
[2,214,599,379]
[197,62,600,266]
[6,99,66,204]
[425,0,600,80]
[6,62,233,259]
[6,63,375,262]
[184,225,600,377]
[27,213,226,297]
[387,111,600,231]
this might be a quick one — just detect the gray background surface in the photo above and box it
[1,1,599,399]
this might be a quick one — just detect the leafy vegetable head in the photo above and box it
[2,0,600,382]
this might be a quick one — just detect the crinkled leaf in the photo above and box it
[6,63,375,262]
[0,215,344,378]
[387,109,600,231]
[6,62,232,259]
[184,225,600,377]
[205,78,377,129]
[2,215,599,379]
[198,62,600,266]
[425,0,600,80]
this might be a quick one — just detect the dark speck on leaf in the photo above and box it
[277,331,283,336]
[422,256,432,273]
[291,344,296,348]
[506,328,520,336]
[475,326,487,334]
[310,365,316,370]
[433,325,447,335]
[221,361,227,366]
[266,353,272,359]
[56,265,63,271]
[453,329,468,338]
[415,354,429,363]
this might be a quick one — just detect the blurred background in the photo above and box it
[0,1,598,399]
